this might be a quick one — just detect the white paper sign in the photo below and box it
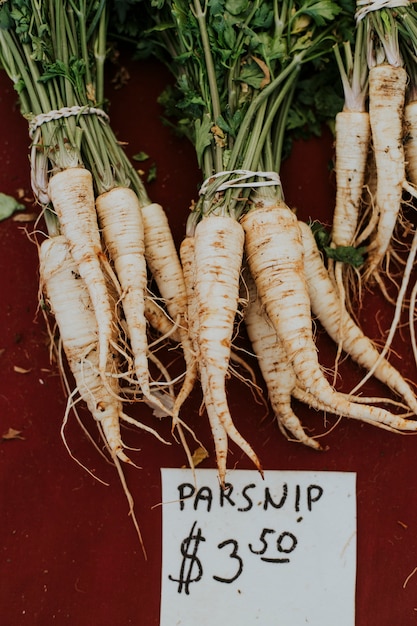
[160,468,356,626]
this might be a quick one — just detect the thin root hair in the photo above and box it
[112,453,147,559]
[120,411,171,445]
[60,388,110,486]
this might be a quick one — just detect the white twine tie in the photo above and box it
[355,0,410,21]
[29,104,109,139]
[199,169,281,196]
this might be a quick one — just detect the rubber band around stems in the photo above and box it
[28,104,110,139]
[199,170,281,196]
[355,0,410,22]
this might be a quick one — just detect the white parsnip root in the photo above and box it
[299,220,417,414]
[242,265,323,450]
[364,64,408,279]
[48,168,114,380]
[95,186,173,416]
[141,203,197,420]
[332,109,370,249]
[40,235,130,462]
[242,198,417,433]
[179,235,199,355]
[193,215,263,484]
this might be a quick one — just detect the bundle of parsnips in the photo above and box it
[325,1,417,395]
[0,0,203,549]
[130,0,417,484]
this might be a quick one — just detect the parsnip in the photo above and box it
[242,198,417,432]
[39,235,129,462]
[141,203,197,420]
[194,215,263,484]
[48,168,114,380]
[95,186,174,416]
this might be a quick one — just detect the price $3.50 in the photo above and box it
[168,520,298,595]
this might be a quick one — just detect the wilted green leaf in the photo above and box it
[236,61,265,89]
[325,244,366,268]
[0,193,25,222]
[311,221,365,268]
[133,151,150,162]
[147,163,157,183]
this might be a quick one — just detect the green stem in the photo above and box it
[271,79,296,173]
[227,53,304,172]
[192,0,223,172]
[94,4,107,104]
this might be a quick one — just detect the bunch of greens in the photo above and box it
[113,0,355,227]
[114,0,356,161]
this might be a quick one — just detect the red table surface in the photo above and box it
[1,53,417,626]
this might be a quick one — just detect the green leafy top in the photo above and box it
[127,0,352,224]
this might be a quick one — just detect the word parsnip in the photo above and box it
[160,469,356,626]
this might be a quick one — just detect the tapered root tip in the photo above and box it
[116,449,133,464]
